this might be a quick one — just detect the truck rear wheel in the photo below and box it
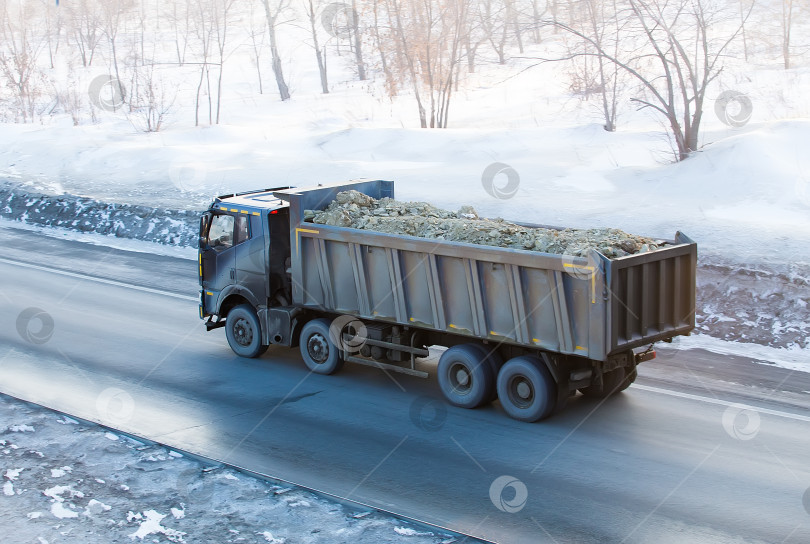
[497,356,557,422]
[299,318,344,375]
[437,345,495,409]
[466,344,503,402]
[226,304,268,359]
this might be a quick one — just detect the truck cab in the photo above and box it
[198,188,292,356]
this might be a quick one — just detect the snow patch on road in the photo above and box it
[128,510,187,541]
[7,424,35,433]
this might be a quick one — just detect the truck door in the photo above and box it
[200,213,237,315]
[234,214,267,305]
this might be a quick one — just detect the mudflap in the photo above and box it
[540,352,569,415]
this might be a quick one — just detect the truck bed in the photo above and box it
[275,181,696,362]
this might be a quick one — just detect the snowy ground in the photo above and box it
[0,394,462,544]
[1,4,807,542]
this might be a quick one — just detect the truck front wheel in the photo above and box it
[497,356,557,422]
[226,304,268,359]
[299,318,344,375]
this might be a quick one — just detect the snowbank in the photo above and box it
[0,183,199,247]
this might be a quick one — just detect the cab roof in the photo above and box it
[212,187,291,213]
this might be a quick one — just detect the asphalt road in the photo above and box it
[2,225,809,543]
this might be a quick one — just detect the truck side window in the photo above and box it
[208,214,235,250]
[234,215,250,246]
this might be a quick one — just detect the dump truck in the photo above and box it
[198,180,697,422]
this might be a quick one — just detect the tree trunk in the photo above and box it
[307,0,329,93]
[260,0,290,100]
[351,0,366,80]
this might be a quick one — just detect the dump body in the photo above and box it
[275,181,697,363]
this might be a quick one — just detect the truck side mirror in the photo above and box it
[199,212,212,249]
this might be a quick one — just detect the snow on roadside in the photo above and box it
[0,394,465,544]
[0,183,199,247]
[661,334,810,374]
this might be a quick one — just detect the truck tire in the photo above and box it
[299,318,344,375]
[497,356,557,422]
[466,344,503,402]
[579,368,625,398]
[437,345,495,409]
[226,304,268,359]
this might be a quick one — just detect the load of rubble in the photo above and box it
[305,190,663,258]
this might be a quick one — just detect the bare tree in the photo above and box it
[548,0,750,160]
[565,0,624,131]
[260,0,291,101]
[127,64,175,132]
[369,0,397,94]
[165,0,194,66]
[382,0,470,128]
[779,0,795,69]
[247,0,268,93]
[350,0,367,80]
[100,0,133,108]
[65,0,102,67]
[305,0,328,93]
[0,0,45,122]
[39,0,62,69]
[478,0,510,64]
[212,0,236,124]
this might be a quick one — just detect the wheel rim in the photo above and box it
[233,317,253,347]
[449,362,473,395]
[307,333,329,364]
[507,375,535,409]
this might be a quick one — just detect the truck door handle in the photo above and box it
[230,269,235,280]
